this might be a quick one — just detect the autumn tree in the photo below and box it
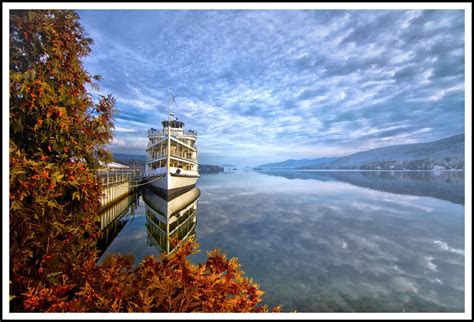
[9,10,279,313]
[9,9,115,311]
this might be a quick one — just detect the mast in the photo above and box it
[167,88,172,176]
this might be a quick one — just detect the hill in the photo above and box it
[303,134,464,170]
[112,153,146,164]
[258,157,339,169]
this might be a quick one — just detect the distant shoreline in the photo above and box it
[257,169,465,172]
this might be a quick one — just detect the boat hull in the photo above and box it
[144,173,199,201]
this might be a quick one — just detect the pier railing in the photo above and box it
[97,169,141,187]
[97,169,141,209]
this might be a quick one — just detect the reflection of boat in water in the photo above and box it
[143,186,200,254]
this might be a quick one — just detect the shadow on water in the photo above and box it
[260,170,465,205]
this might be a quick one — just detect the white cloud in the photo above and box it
[79,10,465,164]
[114,126,136,133]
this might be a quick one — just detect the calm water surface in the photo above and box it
[98,170,465,312]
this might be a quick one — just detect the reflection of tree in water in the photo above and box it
[263,170,465,205]
[359,170,464,183]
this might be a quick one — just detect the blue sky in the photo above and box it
[78,10,465,167]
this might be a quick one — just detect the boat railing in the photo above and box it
[148,128,197,138]
[148,151,197,163]
[170,151,197,163]
[184,130,197,137]
[148,128,164,138]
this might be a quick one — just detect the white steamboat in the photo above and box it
[143,92,199,199]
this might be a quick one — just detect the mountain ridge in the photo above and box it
[258,134,465,170]
[258,157,339,169]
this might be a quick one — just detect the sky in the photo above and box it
[78,10,465,167]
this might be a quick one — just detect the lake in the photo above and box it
[97,170,465,312]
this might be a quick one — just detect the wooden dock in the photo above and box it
[97,169,141,209]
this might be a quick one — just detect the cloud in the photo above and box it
[114,126,136,133]
[78,9,465,165]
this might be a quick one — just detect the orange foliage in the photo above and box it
[21,239,280,312]
[9,9,115,311]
